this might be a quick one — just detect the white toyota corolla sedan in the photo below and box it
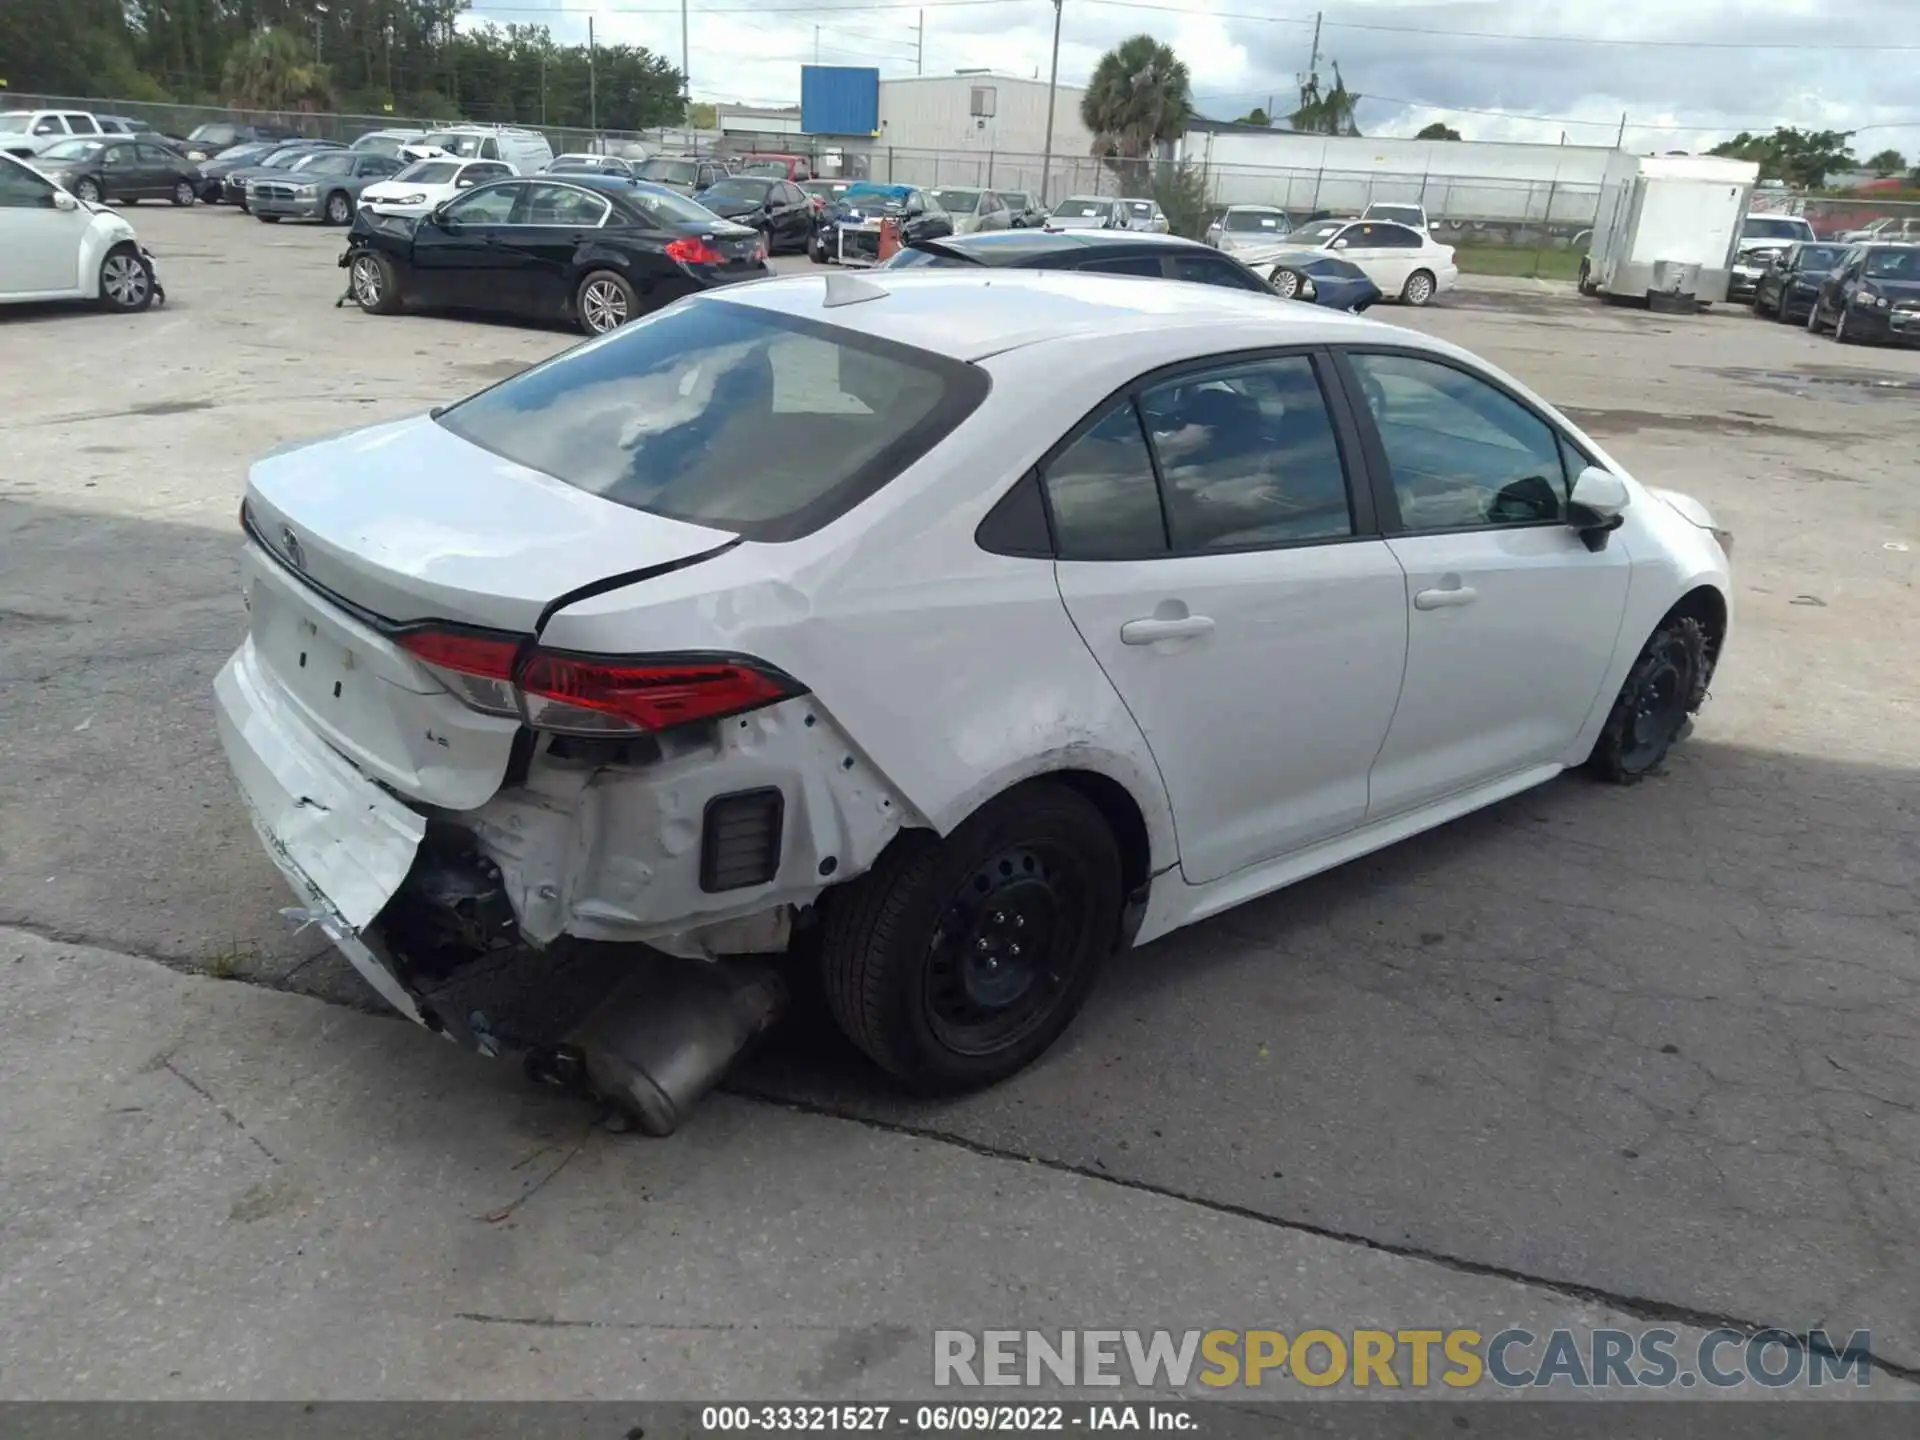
[216,269,1731,1097]
[1240,216,1460,306]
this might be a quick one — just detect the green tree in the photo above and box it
[1866,148,1908,178]
[1150,159,1210,238]
[1416,121,1462,141]
[687,101,718,129]
[1081,34,1194,189]
[1290,60,1360,136]
[1707,127,1857,188]
[1236,106,1269,126]
[222,27,335,112]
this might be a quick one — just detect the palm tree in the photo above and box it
[1081,35,1194,189]
[1290,61,1360,137]
[223,28,336,113]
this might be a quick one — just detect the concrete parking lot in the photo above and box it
[2,207,1917,1398]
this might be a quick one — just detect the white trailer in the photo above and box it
[1578,153,1759,308]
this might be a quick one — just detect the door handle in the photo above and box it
[1121,615,1215,645]
[1413,585,1478,610]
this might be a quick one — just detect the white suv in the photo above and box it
[0,109,104,160]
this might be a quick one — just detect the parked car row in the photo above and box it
[1752,240,1920,345]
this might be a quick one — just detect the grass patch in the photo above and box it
[206,940,261,980]
[1450,244,1584,282]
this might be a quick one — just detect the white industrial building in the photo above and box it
[876,72,1093,159]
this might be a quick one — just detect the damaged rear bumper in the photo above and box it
[215,636,495,1047]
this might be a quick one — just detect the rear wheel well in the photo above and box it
[1024,769,1152,902]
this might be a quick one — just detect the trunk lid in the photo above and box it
[243,413,737,632]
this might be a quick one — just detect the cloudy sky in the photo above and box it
[459,0,1920,157]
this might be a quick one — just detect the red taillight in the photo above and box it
[396,626,800,735]
[666,235,727,265]
[397,627,520,680]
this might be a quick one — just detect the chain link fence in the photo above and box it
[19,95,1920,247]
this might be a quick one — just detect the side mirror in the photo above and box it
[52,190,80,211]
[1569,465,1630,551]
[1332,237,1349,249]
[1428,220,1439,231]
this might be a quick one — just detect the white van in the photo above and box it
[402,124,553,176]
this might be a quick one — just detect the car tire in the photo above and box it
[74,177,103,204]
[819,781,1123,1092]
[96,244,154,314]
[575,269,637,336]
[1269,266,1303,299]
[1805,298,1825,334]
[324,190,353,225]
[1834,306,1858,344]
[810,236,829,264]
[170,180,196,207]
[348,251,403,316]
[1577,261,1598,297]
[1401,269,1437,306]
[1585,614,1711,784]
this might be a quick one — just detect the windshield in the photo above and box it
[262,148,318,168]
[701,177,772,201]
[1369,205,1422,226]
[295,152,354,175]
[0,115,31,134]
[930,188,980,212]
[1743,216,1812,240]
[1226,209,1287,232]
[38,139,106,161]
[1055,198,1109,218]
[437,302,985,542]
[1291,220,1347,245]
[639,158,699,184]
[1863,248,1920,280]
[1797,244,1845,271]
[738,160,789,177]
[423,132,489,158]
[394,160,458,184]
[1001,192,1031,209]
[189,122,238,144]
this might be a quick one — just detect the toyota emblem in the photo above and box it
[279,525,306,572]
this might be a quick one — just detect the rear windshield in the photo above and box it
[0,115,31,134]
[1742,216,1812,240]
[437,301,989,541]
[638,187,729,224]
[639,158,699,183]
[1227,210,1286,232]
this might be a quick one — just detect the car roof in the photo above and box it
[707,267,1395,363]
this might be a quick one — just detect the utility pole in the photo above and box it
[916,10,924,75]
[1616,111,1627,148]
[814,25,821,63]
[1039,0,1062,205]
[589,16,598,135]
[681,0,691,111]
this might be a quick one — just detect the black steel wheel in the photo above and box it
[1587,615,1711,783]
[820,782,1122,1091]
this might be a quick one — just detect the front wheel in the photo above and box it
[1805,298,1825,334]
[1834,305,1859,344]
[348,251,403,315]
[170,180,196,207]
[1269,266,1303,300]
[575,269,637,336]
[325,190,353,225]
[1586,615,1711,783]
[74,177,103,204]
[96,245,154,313]
[1401,269,1437,306]
[820,782,1123,1092]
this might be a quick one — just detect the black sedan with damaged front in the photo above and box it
[807,182,952,266]
[341,174,770,336]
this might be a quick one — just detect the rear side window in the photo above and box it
[1042,403,1167,560]
[1167,253,1268,292]
[1079,255,1162,278]
[437,302,989,541]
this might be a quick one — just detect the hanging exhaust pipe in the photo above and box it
[529,954,789,1137]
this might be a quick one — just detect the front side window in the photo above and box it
[1795,244,1845,273]
[33,116,67,135]
[101,145,134,166]
[137,143,176,165]
[444,182,521,223]
[437,302,987,541]
[1041,403,1167,560]
[0,159,55,207]
[66,115,99,134]
[1348,352,1568,531]
[1139,357,1353,550]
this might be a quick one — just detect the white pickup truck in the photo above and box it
[0,109,105,161]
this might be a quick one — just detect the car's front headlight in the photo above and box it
[291,183,318,195]
[392,193,427,205]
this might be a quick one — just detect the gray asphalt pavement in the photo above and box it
[1,210,1916,1394]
